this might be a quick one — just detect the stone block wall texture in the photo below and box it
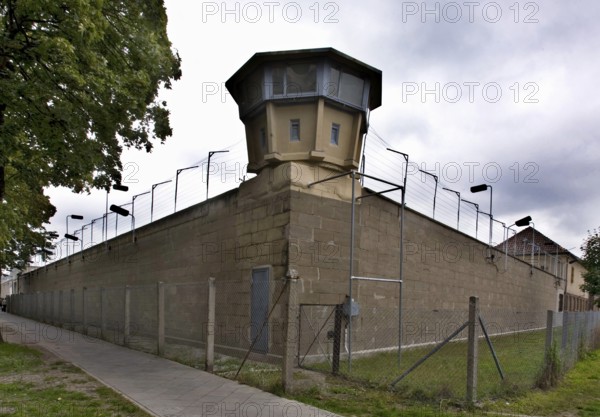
[17,173,560,355]
[288,187,560,350]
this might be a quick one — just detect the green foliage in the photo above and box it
[580,228,600,305]
[535,341,562,390]
[0,0,181,269]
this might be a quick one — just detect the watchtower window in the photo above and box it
[290,120,300,142]
[327,67,365,107]
[272,63,317,97]
[330,123,340,145]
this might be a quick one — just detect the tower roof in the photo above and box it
[225,47,382,110]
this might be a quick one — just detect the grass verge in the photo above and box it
[0,342,152,417]
[485,349,600,416]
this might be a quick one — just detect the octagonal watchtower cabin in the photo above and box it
[226,48,382,192]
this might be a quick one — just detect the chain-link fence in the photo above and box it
[298,294,600,403]
[6,278,290,381]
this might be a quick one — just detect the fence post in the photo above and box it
[124,286,131,346]
[157,282,165,356]
[332,304,343,375]
[82,287,87,335]
[283,271,300,393]
[205,277,216,372]
[467,296,479,404]
[561,311,569,357]
[545,310,554,361]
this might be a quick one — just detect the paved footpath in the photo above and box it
[0,313,341,417]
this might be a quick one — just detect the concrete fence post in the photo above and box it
[466,296,479,404]
[100,287,107,340]
[545,310,554,361]
[283,271,300,393]
[205,277,216,372]
[561,311,569,355]
[157,282,165,356]
[82,287,87,336]
[124,286,131,346]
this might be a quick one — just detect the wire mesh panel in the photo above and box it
[557,311,600,371]
[298,304,339,371]
[477,309,547,397]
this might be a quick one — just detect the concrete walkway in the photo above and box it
[0,313,341,417]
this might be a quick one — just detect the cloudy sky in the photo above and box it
[44,0,600,261]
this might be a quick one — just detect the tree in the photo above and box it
[580,228,600,307]
[0,0,181,269]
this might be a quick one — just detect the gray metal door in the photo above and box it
[251,267,269,353]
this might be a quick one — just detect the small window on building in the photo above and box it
[290,119,300,142]
[330,123,340,145]
[571,266,575,284]
[558,294,564,312]
[259,128,267,151]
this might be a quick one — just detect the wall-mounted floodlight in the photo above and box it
[470,184,493,250]
[105,184,129,245]
[207,150,229,201]
[65,214,84,259]
[115,203,132,236]
[470,184,488,193]
[507,216,532,256]
[110,204,136,243]
[515,216,532,227]
[113,184,129,192]
[110,204,129,217]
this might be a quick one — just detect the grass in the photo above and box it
[485,350,600,416]
[0,342,152,417]
[286,349,600,417]
[306,329,546,402]
[214,356,285,395]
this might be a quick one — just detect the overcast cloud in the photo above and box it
[44,0,600,259]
